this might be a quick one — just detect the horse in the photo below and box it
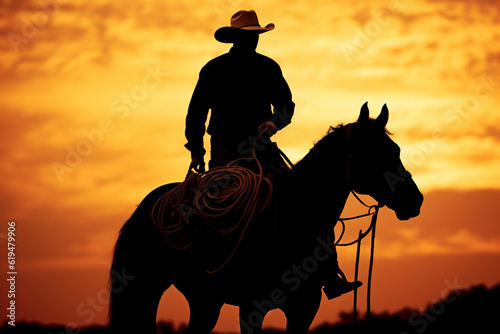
[108,103,423,334]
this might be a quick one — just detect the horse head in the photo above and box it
[345,102,423,220]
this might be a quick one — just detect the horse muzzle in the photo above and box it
[386,179,423,221]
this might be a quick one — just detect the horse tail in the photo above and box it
[108,185,176,333]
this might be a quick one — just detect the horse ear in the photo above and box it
[376,104,389,127]
[358,102,369,122]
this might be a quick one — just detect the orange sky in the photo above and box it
[0,0,499,332]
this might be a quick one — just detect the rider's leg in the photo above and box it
[321,233,362,300]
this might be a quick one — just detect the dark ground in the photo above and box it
[2,284,499,334]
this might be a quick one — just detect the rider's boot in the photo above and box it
[322,262,362,300]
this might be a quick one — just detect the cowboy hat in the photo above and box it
[215,10,275,43]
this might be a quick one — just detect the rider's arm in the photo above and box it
[270,64,295,130]
[185,67,211,159]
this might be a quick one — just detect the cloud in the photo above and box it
[1,2,498,330]
[0,102,187,271]
[371,189,500,257]
[334,0,500,88]
[1,0,499,266]
[0,0,222,81]
[377,228,500,259]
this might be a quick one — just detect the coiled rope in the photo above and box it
[151,128,378,319]
[151,132,274,273]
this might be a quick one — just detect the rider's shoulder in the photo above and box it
[255,52,280,67]
[200,52,281,76]
[200,53,231,73]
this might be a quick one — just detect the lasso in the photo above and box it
[151,133,275,272]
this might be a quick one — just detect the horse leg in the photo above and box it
[109,211,172,334]
[109,267,170,334]
[239,302,269,334]
[184,297,223,334]
[282,288,322,334]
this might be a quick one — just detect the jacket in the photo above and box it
[185,45,295,158]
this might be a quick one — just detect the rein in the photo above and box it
[336,123,380,323]
[336,191,379,324]
[154,125,380,320]
[335,191,379,247]
[280,130,379,322]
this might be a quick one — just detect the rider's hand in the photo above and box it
[258,121,278,137]
[189,156,205,173]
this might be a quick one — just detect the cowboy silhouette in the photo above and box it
[185,10,295,172]
[184,10,360,299]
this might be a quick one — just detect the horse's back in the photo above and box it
[142,182,180,208]
[124,183,180,222]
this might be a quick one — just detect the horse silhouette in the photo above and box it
[108,103,424,334]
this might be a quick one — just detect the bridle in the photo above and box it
[265,123,383,322]
[338,122,382,323]
[261,125,381,322]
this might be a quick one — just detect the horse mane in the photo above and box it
[290,124,346,173]
[322,124,346,140]
[293,119,392,171]
[310,124,346,153]
[317,118,393,145]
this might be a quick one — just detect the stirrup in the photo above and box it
[323,276,363,300]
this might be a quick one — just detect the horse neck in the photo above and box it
[285,126,351,233]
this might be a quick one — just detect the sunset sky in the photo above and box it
[0,0,499,332]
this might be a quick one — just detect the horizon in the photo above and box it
[2,281,500,332]
[0,0,499,332]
